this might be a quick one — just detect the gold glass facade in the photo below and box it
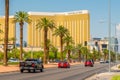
[0,16,15,44]
[27,10,90,47]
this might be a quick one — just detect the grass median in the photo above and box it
[0,62,19,65]
[112,75,120,80]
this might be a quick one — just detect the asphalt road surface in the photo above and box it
[0,63,110,80]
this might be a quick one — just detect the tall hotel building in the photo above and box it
[27,10,90,48]
[0,16,15,45]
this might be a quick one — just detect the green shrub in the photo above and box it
[112,75,120,80]
[0,52,3,61]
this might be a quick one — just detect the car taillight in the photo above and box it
[64,63,66,66]
[32,63,35,67]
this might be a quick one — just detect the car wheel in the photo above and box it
[68,66,70,68]
[33,69,36,73]
[91,65,93,67]
[40,69,43,72]
[20,69,23,73]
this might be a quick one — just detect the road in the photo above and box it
[0,63,110,80]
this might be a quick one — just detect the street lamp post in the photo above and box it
[114,24,117,65]
[108,0,111,72]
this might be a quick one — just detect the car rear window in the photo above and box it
[25,59,37,61]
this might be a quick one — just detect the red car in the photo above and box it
[85,60,94,67]
[58,61,70,68]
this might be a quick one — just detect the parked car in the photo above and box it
[105,60,109,63]
[85,60,94,67]
[58,61,70,68]
[100,60,105,64]
[19,58,44,73]
[8,58,19,62]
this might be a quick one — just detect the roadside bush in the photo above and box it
[112,75,120,80]
[0,52,3,61]
[24,51,44,60]
[8,48,20,59]
[33,51,44,59]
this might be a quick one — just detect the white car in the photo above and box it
[8,58,19,62]
[100,60,105,63]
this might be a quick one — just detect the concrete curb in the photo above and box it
[85,64,120,80]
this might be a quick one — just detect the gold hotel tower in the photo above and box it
[28,10,90,48]
[0,16,15,45]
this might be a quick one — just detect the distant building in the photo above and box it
[15,41,27,47]
[90,37,118,53]
[27,10,90,48]
[0,16,15,45]
[0,10,90,51]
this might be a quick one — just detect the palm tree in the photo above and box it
[46,39,53,62]
[103,49,109,61]
[63,35,74,62]
[36,17,55,64]
[64,45,73,62]
[81,47,89,61]
[50,46,58,60]
[76,44,83,62]
[4,0,9,66]
[110,51,115,62]
[14,11,31,60]
[53,25,69,61]
[63,35,73,46]
[92,48,99,61]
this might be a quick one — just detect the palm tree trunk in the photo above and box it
[47,47,49,63]
[85,54,87,60]
[20,22,23,60]
[44,30,47,64]
[60,36,63,61]
[68,50,71,63]
[4,0,9,66]
[78,50,81,62]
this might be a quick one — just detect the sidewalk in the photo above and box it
[0,62,80,73]
[85,64,120,80]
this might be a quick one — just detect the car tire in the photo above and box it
[68,66,70,68]
[91,65,93,67]
[33,69,36,73]
[20,69,23,73]
[40,69,43,72]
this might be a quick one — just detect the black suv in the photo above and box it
[20,59,44,73]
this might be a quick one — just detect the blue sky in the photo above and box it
[0,0,120,42]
